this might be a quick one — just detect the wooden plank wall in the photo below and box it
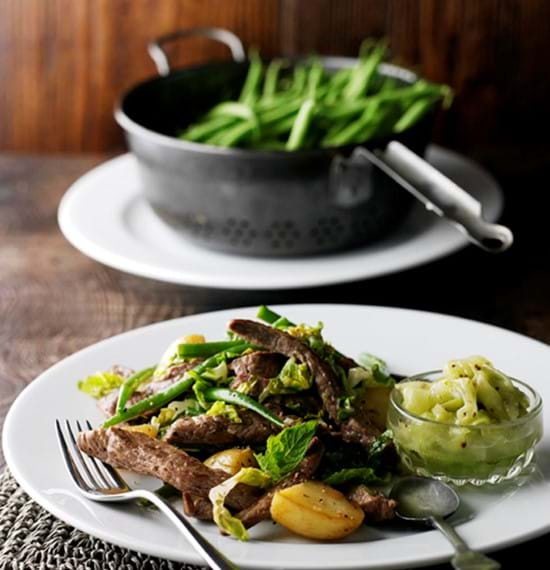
[1,0,549,154]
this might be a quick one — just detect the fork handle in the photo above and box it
[133,489,239,570]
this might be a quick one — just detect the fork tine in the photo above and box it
[75,420,119,489]
[85,420,128,490]
[65,420,109,489]
[55,419,91,491]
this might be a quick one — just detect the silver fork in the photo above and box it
[55,419,239,570]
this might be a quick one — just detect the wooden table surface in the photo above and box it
[0,151,549,567]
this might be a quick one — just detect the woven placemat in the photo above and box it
[0,469,205,570]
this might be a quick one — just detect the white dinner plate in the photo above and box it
[58,147,503,290]
[3,305,550,569]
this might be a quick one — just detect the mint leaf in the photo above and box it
[255,420,317,482]
[323,467,383,486]
[367,429,393,471]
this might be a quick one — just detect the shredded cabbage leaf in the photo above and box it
[357,353,394,387]
[150,399,202,429]
[399,356,529,425]
[201,361,229,383]
[260,357,312,401]
[192,378,212,409]
[77,372,124,399]
[209,467,271,540]
[205,401,242,423]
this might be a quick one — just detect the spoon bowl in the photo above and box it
[391,476,459,522]
[390,476,501,570]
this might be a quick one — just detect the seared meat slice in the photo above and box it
[229,376,271,399]
[236,438,324,528]
[107,365,135,379]
[97,361,200,418]
[346,484,396,522]
[229,319,342,423]
[340,417,380,449]
[164,409,279,447]
[230,351,286,379]
[229,351,286,399]
[183,438,324,524]
[77,427,258,510]
[182,493,213,520]
[228,319,380,447]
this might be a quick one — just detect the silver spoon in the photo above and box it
[390,476,501,570]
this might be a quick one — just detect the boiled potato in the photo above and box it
[183,334,206,344]
[361,386,392,430]
[158,334,206,370]
[270,481,364,540]
[204,448,257,475]
[121,424,158,438]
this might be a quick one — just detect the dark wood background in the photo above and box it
[1,148,549,567]
[1,0,550,161]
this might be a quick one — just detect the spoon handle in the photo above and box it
[430,516,501,570]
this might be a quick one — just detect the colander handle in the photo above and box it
[148,28,246,76]
[352,142,514,253]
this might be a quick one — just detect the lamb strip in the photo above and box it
[97,361,200,418]
[182,437,324,523]
[107,365,135,379]
[77,427,258,510]
[164,409,279,448]
[229,320,341,422]
[236,437,324,528]
[346,484,396,522]
[182,493,214,520]
[229,351,286,399]
[228,319,380,448]
[229,351,286,380]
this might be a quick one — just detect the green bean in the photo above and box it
[393,95,438,133]
[263,59,284,99]
[256,306,297,328]
[254,93,296,113]
[327,67,353,90]
[207,102,256,121]
[216,120,259,148]
[440,85,454,109]
[115,366,156,414]
[321,82,439,122]
[178,340,248,358]
[259,98,303,125]
[272,316,293,329]
[252,140,288,151]
[290,65,307,95]
[321,99,371,121]
[203,386,285,428]
[262,114,297,137]
[358,38,377,59]
[257,305,287,324]
[179,115,238,142]
[344,40,387,100]
[178,41,451,151]
[379,77,398,92]
[102,343,252,428]
[239,50,263,105]
[321,101,383,147]
[307,59,325,100]
[286,99,316,151]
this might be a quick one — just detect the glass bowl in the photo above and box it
[387,371,543,486]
